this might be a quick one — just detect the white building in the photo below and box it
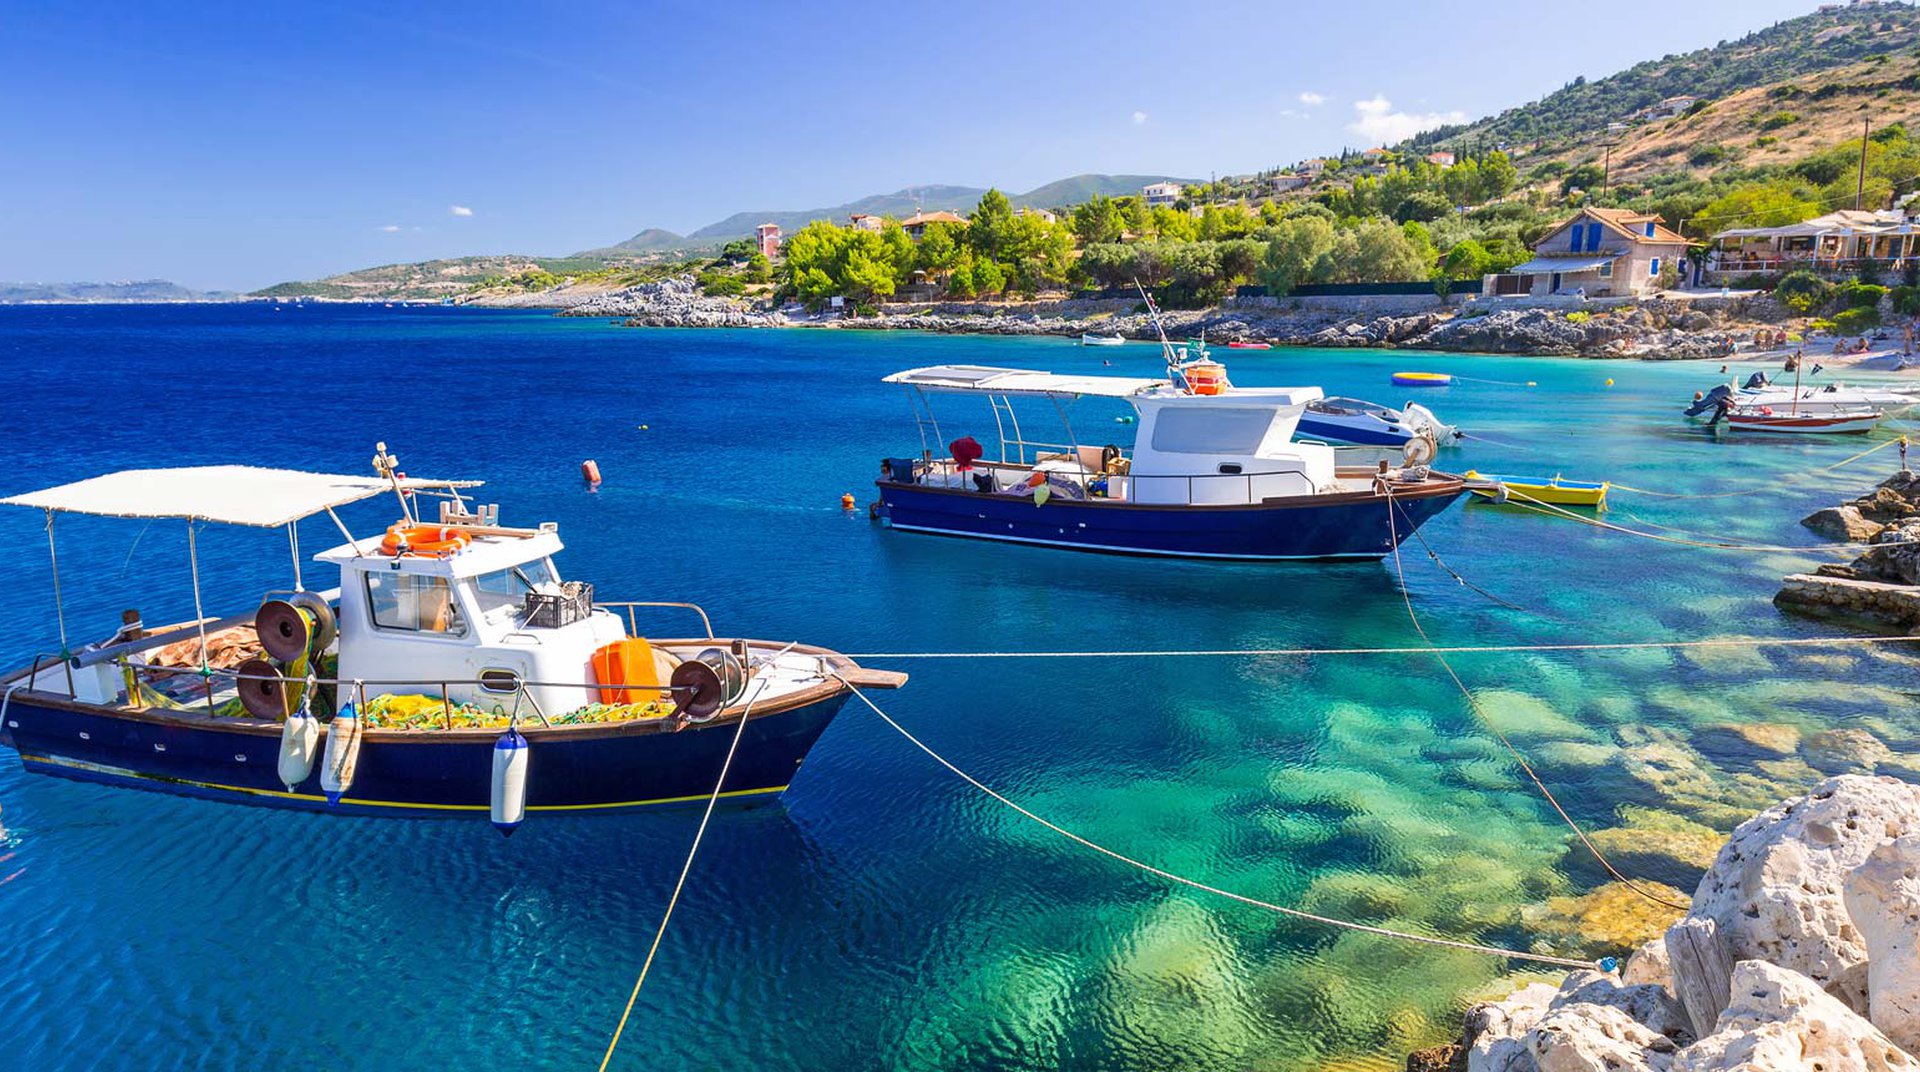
[1142,182,1183,207]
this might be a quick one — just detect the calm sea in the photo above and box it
[0,303,1908,1071]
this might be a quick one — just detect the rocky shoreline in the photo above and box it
[1779,471,1920,629]
[546,274,1782,360]
[1417,774,1920,1072]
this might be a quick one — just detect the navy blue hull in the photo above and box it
[876,480,1464,559]
[0,693,847,818]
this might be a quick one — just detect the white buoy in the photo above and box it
[320,703,363,806]
[490,728,529,837]
[278,707,319,791]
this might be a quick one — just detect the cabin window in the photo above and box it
[471,559,558,618]
[1150,407,1275,454]
[365,572,467,636]
[1598,260,1613,278]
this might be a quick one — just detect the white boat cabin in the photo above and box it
[318,524,626,717]
[882,364,1347,505]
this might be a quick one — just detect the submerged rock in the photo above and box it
[1805,505,1888,543]
[1805,729,1898,776]
[1524,882,1689,957]
[1671,959,1914,1072]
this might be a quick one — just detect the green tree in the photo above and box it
[1071,196,1124,245]
[914,221,966,276]
[1259,216,1337,295]
[1689,182,1818,231]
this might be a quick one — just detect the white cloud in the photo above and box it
[1298,91,1326,107]
[1346,95,1467,144]
[1132,110,1148,125]
[378,224,402,233]
[449,205,474,217]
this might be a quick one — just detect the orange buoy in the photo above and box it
[581,459,602,486]
[840,493,855,510]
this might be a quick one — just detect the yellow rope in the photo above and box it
[1384,496,1689,911]
[596,647,791,1072]
[831,672,1600,970]
[1500,488,1906,553]
[1609,434,1908,499]
[846,633,1920,660]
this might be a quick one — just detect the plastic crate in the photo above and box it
[525,580,594,628]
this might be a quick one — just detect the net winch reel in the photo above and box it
[237,592,337,719]
[668,642,753,723]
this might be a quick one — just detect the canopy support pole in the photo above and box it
[187,519,214,717]
[43,509,74,696]
[325,507,365,557]
[286,521,304,592]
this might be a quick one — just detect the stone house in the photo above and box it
[1496,207,1688,297]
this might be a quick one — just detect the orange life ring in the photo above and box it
[379,524,470,556]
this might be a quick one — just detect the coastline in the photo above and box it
[534,274,1805,361]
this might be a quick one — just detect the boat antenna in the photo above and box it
[1133,279,1185,388]
[371,441,416,525]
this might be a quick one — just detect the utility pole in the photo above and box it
[1858,116,1872,210]
[1601,143,1614,201]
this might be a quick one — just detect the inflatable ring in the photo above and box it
[380,524,471,556]
[1392,372,1452,387]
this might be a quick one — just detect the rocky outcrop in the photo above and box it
[1845,835,1920,1051]
[1671,960,1914,1071]
[558,275,788,328]
[1680,775,1920,1011]
[1805,505,1890,543]
[1446,776,1920,1072]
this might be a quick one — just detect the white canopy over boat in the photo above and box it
[883,364,1168,398]
[0,466,479,527]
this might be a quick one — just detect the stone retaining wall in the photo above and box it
[1774,574,1920,629]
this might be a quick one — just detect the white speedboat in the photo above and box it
[1721,406,1885,434]
[1296,396,1460,447]
[1080,333,1126,346]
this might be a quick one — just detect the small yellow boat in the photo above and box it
[1464,470,1609,509]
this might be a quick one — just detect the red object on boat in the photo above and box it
[950,435,984,470]
[1226,341,1272,350]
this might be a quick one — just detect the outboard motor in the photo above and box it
[1743,371,1770,390]
[1686,384,1733,417]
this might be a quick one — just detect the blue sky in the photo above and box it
[1,0,1821,290]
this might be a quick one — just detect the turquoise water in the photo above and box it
[0,304,1913,1070]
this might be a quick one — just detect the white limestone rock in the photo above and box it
[1624,938,1676,994]
[1551,970,1692,1042]
[1845,834,1920,1052]
[1467,982,1559,1072]
[1672,959,1915,1072]
[1681,775,1920,1011]
[1528,1003,1677,1072]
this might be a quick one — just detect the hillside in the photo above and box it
[679,174,1196,242]
[0,279,235,303]
[252,254,640,301]
[1413,3,1920,155]
[576,227,689,258]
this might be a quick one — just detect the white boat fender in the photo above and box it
[277,705,320,791]
[490,728,529,837]
[319,703,363,806]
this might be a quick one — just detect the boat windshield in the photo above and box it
[472,559,558,619]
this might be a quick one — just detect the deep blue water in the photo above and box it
[0,303,1912,1071]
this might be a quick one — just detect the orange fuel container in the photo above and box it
[592,637,662,704]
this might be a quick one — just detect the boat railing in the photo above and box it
[1127,469,1318,505]
[594,601,716,640]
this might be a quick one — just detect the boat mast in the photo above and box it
[1133,279,1184,389]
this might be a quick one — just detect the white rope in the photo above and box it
[830,672,1599,971]
[845,633,1920,660]
[597,642,796,1072]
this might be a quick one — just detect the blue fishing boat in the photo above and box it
[0,452,903,832]
[872,361,1466,560]
[1297,396,1461,447]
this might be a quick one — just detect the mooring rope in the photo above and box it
[1609,434,1908,500]
[846,633,1920,661]
[1501,488,1917,553]
[828,672,1601,971]
[1401,510,1541,615]
[1383,495,1691,911]
[596,643,795,1072]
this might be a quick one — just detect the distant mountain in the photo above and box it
[679,173,1198,242]
[0,279,234,303]
[1410,4,1920,155]
[573,227,690,258]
